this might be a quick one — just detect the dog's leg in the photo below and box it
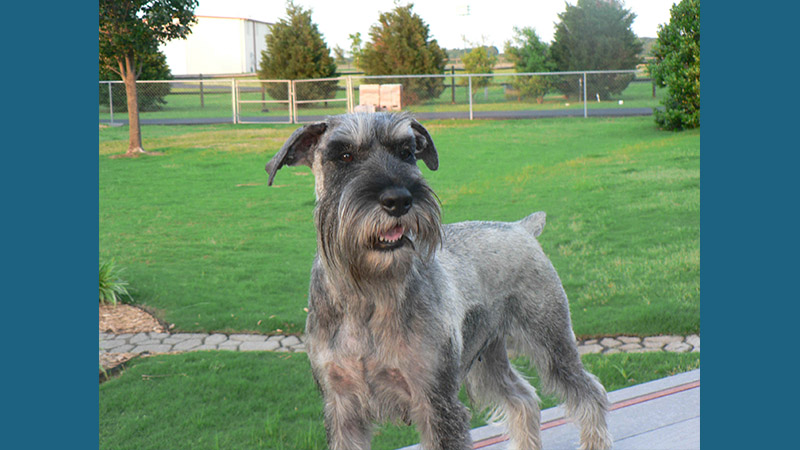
[511,315,612,450]
[465,338,542,450]
[322,389,373,450]
[411,393,471,450]
[316,362,373,450]
[410,358,472,450]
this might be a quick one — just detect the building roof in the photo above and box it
[194,15,273,26]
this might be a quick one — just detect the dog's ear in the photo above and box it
[265,122,328,186]
[410,120,438,171]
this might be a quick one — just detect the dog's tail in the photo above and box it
[517,211,546,237]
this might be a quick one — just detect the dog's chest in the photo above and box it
[329,315,424,373]
[312,316,433,414]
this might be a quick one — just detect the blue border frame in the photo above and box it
[8,1,797,448]
[701,1,797,448]
[8,3,98,448]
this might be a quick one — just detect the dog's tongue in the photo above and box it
[381,225,405,242]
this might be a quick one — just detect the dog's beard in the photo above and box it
[316,187,442,281]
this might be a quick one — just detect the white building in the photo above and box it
[160,16,272,76]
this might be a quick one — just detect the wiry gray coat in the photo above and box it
[265,113,611,450]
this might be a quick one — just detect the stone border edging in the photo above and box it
[99,332,306,355]
[576,334,699,355]
[100,332,699,357]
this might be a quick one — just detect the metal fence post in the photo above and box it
[107,81,114,125]
[290,81,296,124]
[344,77,349,112]
[346,76,353,113]
[583,72,588,118]
[468,75,473,120]
[199,73,205,108]
[451,66,455,104]
[231,79,238,124]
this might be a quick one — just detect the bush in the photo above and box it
[591,72,637,98]
[461,45,497,94]
[359,4,447,105]
[99,260,131,306]
[650,0,700,130]
[506,76,551,103]
[504,27,554,103]
[258,1,337,103]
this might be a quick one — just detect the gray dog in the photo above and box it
[265,112,612,450]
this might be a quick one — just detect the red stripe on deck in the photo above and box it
[472,379,700,449]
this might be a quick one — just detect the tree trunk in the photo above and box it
[123,54,145,156]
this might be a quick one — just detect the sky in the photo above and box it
[194,0,677,53]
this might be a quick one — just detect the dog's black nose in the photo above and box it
[380,187,413,217]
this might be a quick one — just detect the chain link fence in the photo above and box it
[100,78,237,125]
[99,70,661,125]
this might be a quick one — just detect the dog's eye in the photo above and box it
[339,153,354,163]
[400,146,415,162]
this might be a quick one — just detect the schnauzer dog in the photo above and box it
[265,112,612,450]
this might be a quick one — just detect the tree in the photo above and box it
[504,27,554,103]
[359,3,448,105]
[650,0,700,130]
[99,0,197,156]
[461,43,498,98]
[333,45,347,67]
[99,41,172,113]
[258,1,337,104]
[348,32,364,69]
[550,0,642,100]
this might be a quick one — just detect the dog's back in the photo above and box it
[437,211,564,313]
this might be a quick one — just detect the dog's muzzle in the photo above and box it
[374,187,413,251]
[379,187,413,217]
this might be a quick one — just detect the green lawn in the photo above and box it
[99,116,699,337]
[99,351,700,450]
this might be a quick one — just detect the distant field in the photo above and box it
[99,77,662,123]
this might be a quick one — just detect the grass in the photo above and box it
[99,116,698,337]
[99,351,700,450]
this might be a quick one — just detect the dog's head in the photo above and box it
[266,112,442,278]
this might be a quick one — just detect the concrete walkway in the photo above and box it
[99,331,698,357]
[398,369,700,450]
